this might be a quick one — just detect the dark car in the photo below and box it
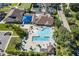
[4,32,11,36]
[0,42,2,44]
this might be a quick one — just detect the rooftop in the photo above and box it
[5,8,25,23]
[32,14,54,26]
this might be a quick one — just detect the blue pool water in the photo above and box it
[22,16,32,24]
[32,27,52,41]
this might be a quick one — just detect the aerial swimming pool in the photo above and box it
[32,27,52,41]
[22,16,32,24]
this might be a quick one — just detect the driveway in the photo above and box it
[57,4,71,32]
[0,32,11,56]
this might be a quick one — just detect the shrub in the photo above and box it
[65,9,72,17]
[52,10,57,15]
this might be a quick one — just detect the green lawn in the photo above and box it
[72,11,79,26]
[76,40,79,46]
[0,24,18,36]
[0,3,17,12]
[18,3,32,9]
[76,20,79,26]
[0,6,11,12]
[65,7,79,27]
[69,10,79,27]
[11,3,17,6]
[0,3,17,11]
[6,37,21,54]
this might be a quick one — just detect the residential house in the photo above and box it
[5,8,25,23]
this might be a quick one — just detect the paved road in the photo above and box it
[57,4,71,32]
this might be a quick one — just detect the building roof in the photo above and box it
[32,14,54,26]
[5,8,25,23]
[40,44,55,54]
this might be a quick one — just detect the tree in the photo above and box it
[52,10,57,15]
[62,3,67,11]
[54,26,74,55]
[65,9,72,17]
[53,3,60,9]
[68,18,76,25]
[11,25,27,38]
[55,19,62,28]
[70,3,79,12]
[76,12,79,20]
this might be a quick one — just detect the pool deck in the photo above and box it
[22,25,55,52]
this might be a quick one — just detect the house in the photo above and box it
[32,14,54,26]
[5,8,25,23]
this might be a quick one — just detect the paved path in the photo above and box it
[58,4,71,32]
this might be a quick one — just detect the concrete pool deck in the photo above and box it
[22,25,55,52]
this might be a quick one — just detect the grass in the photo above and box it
[18,3,32,9]
[63,5,79,28]
[0,24,18,36]
[0,6,11,12]
[76,20,79,26]
[6,37,21,54]
[11,3,17,6]
[76,40,79,46]
[68,10,79,27]
[0,3,17,12]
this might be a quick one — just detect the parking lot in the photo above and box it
[0,31,12,56]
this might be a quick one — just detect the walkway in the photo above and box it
[57,4,71,32]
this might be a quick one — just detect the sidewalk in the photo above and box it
[58,4,71,32]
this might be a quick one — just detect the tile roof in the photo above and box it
[5,8,25,23]
[32,14,54,26]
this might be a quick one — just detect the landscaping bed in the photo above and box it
[5,37,21,55]
[18,3,32,10]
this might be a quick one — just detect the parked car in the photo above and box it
[0,42,2,44]
[4,32,11,36]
